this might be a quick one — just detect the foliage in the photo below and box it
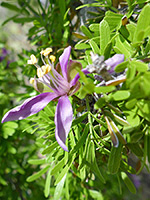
[1,0,150,199]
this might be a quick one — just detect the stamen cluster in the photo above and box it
[27,47,70,96]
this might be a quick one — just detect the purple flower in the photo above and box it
[104,54,124,74]
[0,48,8,62]
[2,46,83,151]
[2,48,8,57]
[86,53,124,81]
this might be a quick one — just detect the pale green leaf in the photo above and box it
[44,168,52,198]
[27,165,50,182]
[121,172,136,194]
[100,20,110,55]
[108,144,122,174]
[89,39,100,54]
[54,174,66,200]
[133,4,150,44]
[111,90,130,101]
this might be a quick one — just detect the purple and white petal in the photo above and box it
[55,95,73,151]
[105,54,124,74]
[59,46,71,81]
[2,92,59,123]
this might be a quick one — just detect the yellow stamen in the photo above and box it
[50,55,56,63]
[27,54,37,65]
[37,68,44,78]
[40,48,52,56]
[41,64,51,75]
[30,78,35,84]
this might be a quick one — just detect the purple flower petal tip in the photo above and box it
[55,95,73,151]
[59,46,71,80]
[105,54,124,73]
[2,92,58,123]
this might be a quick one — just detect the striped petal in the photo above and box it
[59,46,71,80]
[2,92,58,123]
[55,95,73,151]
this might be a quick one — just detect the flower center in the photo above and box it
[28,48,70,96]
[37,64,51,78]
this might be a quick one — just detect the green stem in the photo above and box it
[85,95,92,135]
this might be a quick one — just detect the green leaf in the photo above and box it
[90,112,106,127]
[126,61,136,85]
[28,159,46,165]
[89,23,99,32]
[113,114,130,126]
[111,90,130,101]
[137,0,150,3]
[69,129,76,148]
[8,145,16,154]
[120,161,136,174]
[104,11,122,31]
[89,190,104,200]
[42,141,59,155]
[115,61,129,73]
[130,132,143,143]
[125,98,137,109]
[100,20,110,55]
[133,4,150,44]
[104,33,118,59]
[13,17,35,23]
[2,14,20,26]
[91,36,100,45]
[94,86,115,93]
[44,168,52,198]
[2,127,15,139]
[86,141,105,183]
[27,165,50,182]
[72,112,88,126]
[58,0,66,17]
[106,0,112,6]
[1,2,20,12]
[94,97,106,109]
[126,23,136,42]
[126,0,135,12]
[0,176,7,186]
[127,143,143,157]
[104,42,112,59]
[3,121,18,129]
[37,0,45,13]
[75,42,90,50]
[76,3,109,10]
[80,25,93,38]
[145,37,150,54]
[137,100,150,122]
[54,174,66,200]
[79,82,95,98]
[51,158,65,175]
[71,124,89,154]
[89,39,100,54]
[73,32,88,40]
[108,144,122,174]
[119,25,130,40]
[114,35,132,58]
[55,154,76,185]
[121,172,136,194]
[131,60,148,72]
[123,109,140,128]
